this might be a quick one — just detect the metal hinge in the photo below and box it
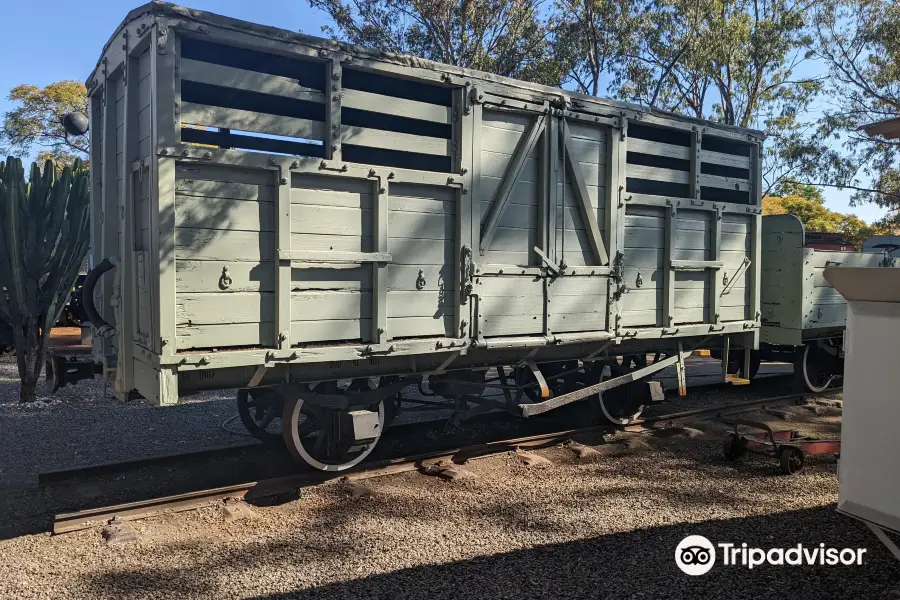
[618,114,628,140]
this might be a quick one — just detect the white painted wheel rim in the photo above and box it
[284,397,384,472]
[802,344,834,393]
[596,369,644,425]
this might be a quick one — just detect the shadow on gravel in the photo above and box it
[82,506,900,600]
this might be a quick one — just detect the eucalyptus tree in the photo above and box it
[306,0,565,85]
[616,0,823,193]
[809,0,900,226]
[548,0,640,97]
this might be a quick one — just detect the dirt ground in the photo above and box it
[1,389,898,600]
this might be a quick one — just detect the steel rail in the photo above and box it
[51,387,841,535]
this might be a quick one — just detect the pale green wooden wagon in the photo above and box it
[69,2,765,470]
[754,215,896,391]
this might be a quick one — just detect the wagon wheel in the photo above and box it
[281,383,385,472]
[779,446,804,475]
[237,387,285,445]
[795,342,840,393]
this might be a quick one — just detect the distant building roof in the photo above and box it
[860,117,900,140]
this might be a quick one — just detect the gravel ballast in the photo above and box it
[1,354,896,599]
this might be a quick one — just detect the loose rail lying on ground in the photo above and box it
[51,389,838,535]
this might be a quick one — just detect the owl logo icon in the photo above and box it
[675,535,716,575]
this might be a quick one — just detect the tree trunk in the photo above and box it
[13,317,49,403]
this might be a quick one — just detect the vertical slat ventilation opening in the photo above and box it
[178,36,327,157]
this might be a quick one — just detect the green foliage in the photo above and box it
[0,157,91,401]
[808,0,900,229]
[548,0,639,96]
[763,191,873,248]
[0,81,89,169]
[775,180,824,203]
[306,0,565,85]
[611,0,823,194]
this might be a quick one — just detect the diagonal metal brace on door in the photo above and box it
[561,120,609,265]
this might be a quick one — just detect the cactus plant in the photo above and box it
[0,157,90,401]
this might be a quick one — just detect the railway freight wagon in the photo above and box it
[71,2,764,470]
[752,215,896,391]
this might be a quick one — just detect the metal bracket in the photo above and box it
[218,266,233,290]
[460,245,475,304]
[523,360,550,399]
[533,246,561,277]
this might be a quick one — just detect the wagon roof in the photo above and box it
[88,1,766,140]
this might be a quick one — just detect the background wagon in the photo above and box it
[752,215,897,391]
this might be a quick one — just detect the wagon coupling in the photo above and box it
[81,257,119,338]
[722,419,840,475]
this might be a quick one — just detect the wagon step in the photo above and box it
[725,374,751,386]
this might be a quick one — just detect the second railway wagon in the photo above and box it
[73,2,764,470]
[750,215,896,391]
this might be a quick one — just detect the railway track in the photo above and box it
[50,388,840,535]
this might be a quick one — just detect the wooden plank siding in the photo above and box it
[477,109,547,336]
[85,10,767,394]
[386,182,457,338]
[479,109,542,267]
[556,120,609,267]
[173,163,278,350]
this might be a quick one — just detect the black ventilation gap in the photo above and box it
[700,186,750,204]
[626,178,690,198]
[343,108,451,139]
[343,68,452,106]
[181,37,326,91]
[628,123,691,147]
[627,151,690,172]
[343,144,451,173]
[700,162,750,179]
[701,135,751,157]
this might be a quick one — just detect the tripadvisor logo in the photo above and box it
[675,535,867,576]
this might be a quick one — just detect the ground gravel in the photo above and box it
[1,354,896,599]
[1,395,898,599]
[0,355,243,486]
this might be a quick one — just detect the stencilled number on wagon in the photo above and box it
[198,370,216,380]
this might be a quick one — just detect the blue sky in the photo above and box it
[0,0,885,224]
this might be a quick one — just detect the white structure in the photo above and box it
[824,267,900,560]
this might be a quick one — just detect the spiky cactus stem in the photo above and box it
[0,157,91,402]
